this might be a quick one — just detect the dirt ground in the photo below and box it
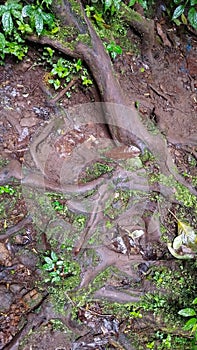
[0,22,197,350]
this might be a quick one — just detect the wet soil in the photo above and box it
[0,24,197,350]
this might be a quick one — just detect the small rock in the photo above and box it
[22,289,43,310]
[33,106,50,120]
[0,243,12,266]
[0,285,13,311]
[20,117,39,127]
[18,127,29,142]
[16,250,38,269]
[9,284,22,294]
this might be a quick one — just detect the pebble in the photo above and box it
[0,243,12,266]
[18,127,29,141]
[20,117,39,127]
[9,284,22,294]
[16,250,38,269]
[0,286,13,311]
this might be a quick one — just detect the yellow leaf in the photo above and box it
[4,220,7,229]
[181,13,188,25]
[178,220,197,247]
[178,220,194,235]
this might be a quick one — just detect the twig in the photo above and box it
[108,337,127,350]
[148,84,169,101]
[49,77,78,105]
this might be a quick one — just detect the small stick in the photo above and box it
[48,77,78,105]
[148,84,169,101]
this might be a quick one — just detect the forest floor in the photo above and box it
[0,21,197,350]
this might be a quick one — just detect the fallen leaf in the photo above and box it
[167,243,194,259]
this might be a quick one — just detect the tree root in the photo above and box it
[121,3,155,63]
[0,215,32,241]
[26,4,197,198]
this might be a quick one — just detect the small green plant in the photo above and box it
[42,51,93,92]
[73,214,87,230]
[129,0,148,10]
[172,0,197,30]
[0,0,55,63]
[89,0,122,16]
[85,5,106,28]
[0,185,15,195]
[178,297,197,346]
[84,162,114,181]
[21,2,54,36]
[40,250,81,313]
[103,0,122,15]
[81,73,93,86]
[41,250,80,284]
[51,198,68,214]
[105,41,122,59]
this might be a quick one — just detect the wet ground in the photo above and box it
[0,23,197,350]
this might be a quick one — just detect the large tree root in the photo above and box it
[26,1,197,198]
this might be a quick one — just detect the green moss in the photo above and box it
[121,3,144,23]
[69,0,80,14]
[81,248,101,268]
[100,299,142,320]
[91,265,113,289]
[141,262,197,319]
[50,319,70,332]
[175,182,197,213]
[96,20,135,53]
[73,214,87,230]
[121,157,143,171]
[131,261,197,348]
[140,332,193,350]
[0,159,9,167]
[149,173,197,213]
[140,149,155,163]
[0,184,23,231]
[103,187,146,219]
[75,33,92,46]
[82,162,114,182]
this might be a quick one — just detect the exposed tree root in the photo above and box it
[0,215,32,241]
[26,1,197,198]
[121,3,155,62]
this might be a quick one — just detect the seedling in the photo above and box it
[73,214,87,230]
[106,41,122,59]
[0,0,56,62]
[178,297,197,344]
[172,0,197,30]
[41,250,79,284]
[43,54,93,93]
[0,185,15,195]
